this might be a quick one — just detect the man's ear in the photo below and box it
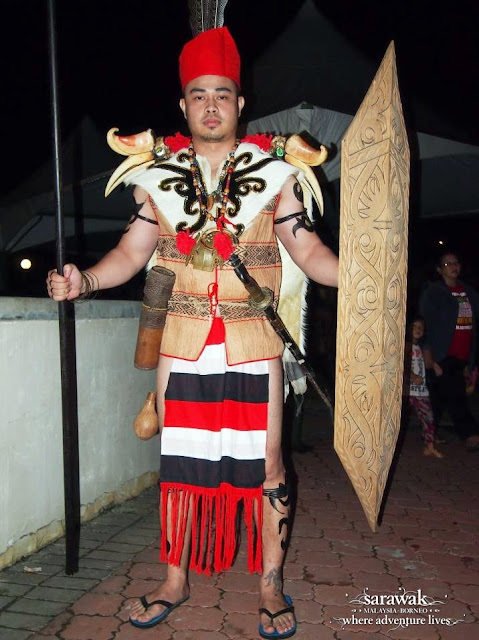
[179,98,186,119]
[436,265,442,276]
[238,95,245,117]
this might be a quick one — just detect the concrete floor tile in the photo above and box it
[41,576,99,591]
[216,572,258,594]
[7,597,66,616]
[435,565,479,585]
[188,584,221,608]
[284,562,304,580]
[0,596,15,608]
[127,562,167,581]
[386,560,437,580]
[121,579,161,599]
[57,567,114,581]
[85,550,133,563]
[0,571,45,586]
[374,545,418,561]
[37,611,72,635]
[451,583,479,604]
[0,611,50,631]
[437,622,477,639]
[294,597,324,623]
[322,529,365,542]
[331,540,375,557]
[113,621,173,639]
[289,536,330,551]
[350,572,400,592]
[60,614,121,639]
[168,604,224,631]
[336,631,387,640]
[223,611,258,638]
[381,624,441,639]
[219,591,258,614]
[130,547,159,564]
[71,592,124,616]
[174,632,228,640]
[340,557,387,575]
[294,621,337,639]
[91,575,129,594]
[98,542,145,554]
[25,586,85,604]
[283,579,315,600]
[74,558,122,571]
[0,629,32,640]
[296,550,341,566]
[0,583,31,597]
[304,565,352,586]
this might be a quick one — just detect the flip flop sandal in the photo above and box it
[258,594,297,639]
[129,594,189,628]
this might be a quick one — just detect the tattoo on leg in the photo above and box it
[263,567,283,591]
[124,198,159,234]
[263,484,291,551]
[263,483,290,513]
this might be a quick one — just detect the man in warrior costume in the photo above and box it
[47,27,338,638]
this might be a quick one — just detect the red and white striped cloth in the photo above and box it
[159,318,269,575]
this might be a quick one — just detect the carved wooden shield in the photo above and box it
[334,42,410,532]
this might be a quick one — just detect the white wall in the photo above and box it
[0,297,159,567]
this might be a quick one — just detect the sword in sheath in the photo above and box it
[229,253,333,413]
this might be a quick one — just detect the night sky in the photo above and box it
[2,0,479,291]
[3,0,478,193]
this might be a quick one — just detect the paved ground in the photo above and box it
[1,394,478,640]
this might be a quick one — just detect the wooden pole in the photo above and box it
[47,0,81,574]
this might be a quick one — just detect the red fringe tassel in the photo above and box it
[160,482,263,575]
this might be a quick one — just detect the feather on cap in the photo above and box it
[179,26,241,89]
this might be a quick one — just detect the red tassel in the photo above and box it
[176,230,196,256]
[164,132,191,153]
[213,231,234,260]
[241,133,273,152]
[159,483,263,575]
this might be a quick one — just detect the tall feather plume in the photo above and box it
[187,0,229,36]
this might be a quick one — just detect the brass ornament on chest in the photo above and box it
[186,229,239,272]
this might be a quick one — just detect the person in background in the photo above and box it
[419,252,479,452]
[406,316,444,458]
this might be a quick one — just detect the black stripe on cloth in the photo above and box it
[160,455,266,489]
[166,371,269,404]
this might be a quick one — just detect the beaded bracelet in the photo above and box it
[75,271,99,302]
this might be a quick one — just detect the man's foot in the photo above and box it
[259,593,297,638]
[423,443,444,458]
[128,583,189,627]
[465,434,479,452]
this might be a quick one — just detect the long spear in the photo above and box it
[47,0,81,574]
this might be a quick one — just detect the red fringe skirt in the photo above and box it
[159,318,269,575]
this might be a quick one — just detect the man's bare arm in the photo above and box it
[47,187,159,301]
[274,176,339,288]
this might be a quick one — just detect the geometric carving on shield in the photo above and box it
[334,42,410,532]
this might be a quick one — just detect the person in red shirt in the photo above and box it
[419,252,479,451]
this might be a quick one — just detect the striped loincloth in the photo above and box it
[159,318,269,575]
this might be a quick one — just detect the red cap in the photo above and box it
[179,27,241,89]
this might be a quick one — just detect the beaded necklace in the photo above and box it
[188,139,240,226]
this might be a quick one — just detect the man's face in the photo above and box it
[438,253,461,281]
[179,75,244,143]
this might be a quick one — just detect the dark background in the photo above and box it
[2,0,479,297]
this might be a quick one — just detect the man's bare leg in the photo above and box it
[258,357,296,636]
[130,355,191,624]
